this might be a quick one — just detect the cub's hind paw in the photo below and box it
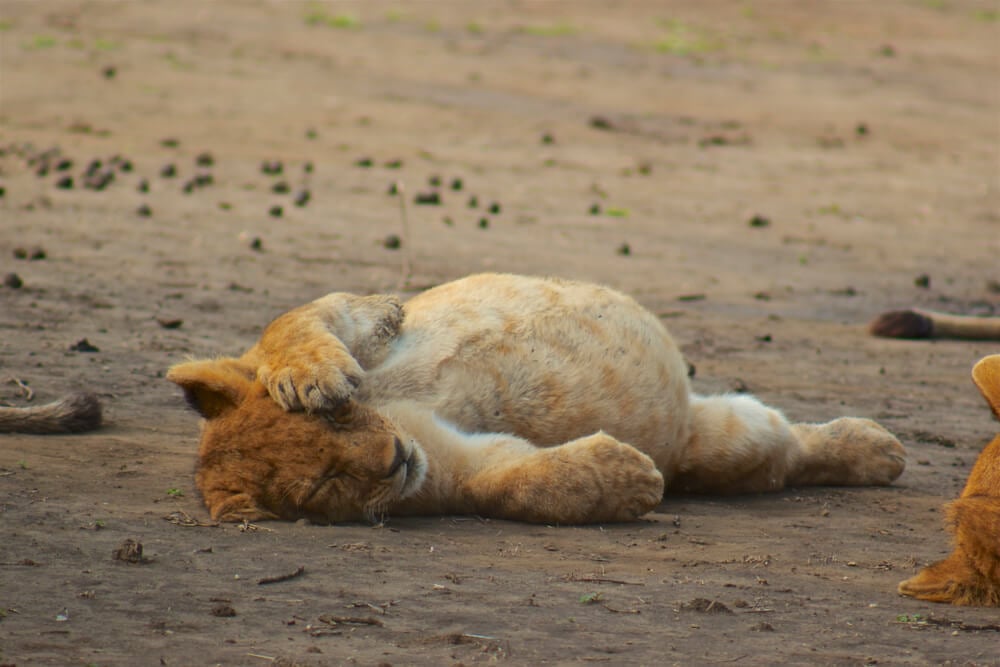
[258,343,364,413]
[793,418,906,486]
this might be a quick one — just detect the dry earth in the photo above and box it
[1,1,999,665]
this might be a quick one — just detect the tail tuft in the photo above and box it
[869,309,933,339]
[56,392,104,433]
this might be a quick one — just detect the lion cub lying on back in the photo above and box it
[169,273,906,525]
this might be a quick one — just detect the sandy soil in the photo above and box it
[1,1,999,665]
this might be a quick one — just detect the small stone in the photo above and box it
[211,604,237,618]
[261,160,283,175]
[70,338,100,353]
[414,191,441,205]
[112,538,144,563]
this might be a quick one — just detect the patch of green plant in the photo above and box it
[0,19,14,32]
[522,22,577,37]
[579,592,603,604]
[466,21,484,35]
[817,203,849,218]
[606,207,630,218]
[304,5,361,29]
[652,19,721,55]
[166,488,184,497]
[973,9,998,21]
[25,35,57,50]
[164,52,195,71]
[896,613,926,623]
[93,38,121,51]
[18,460,28,470]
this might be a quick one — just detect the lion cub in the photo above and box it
[898,355,1000,606]
[168,273,906,525]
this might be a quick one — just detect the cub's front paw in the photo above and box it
[568,433,665,522]
[258,342,364,413]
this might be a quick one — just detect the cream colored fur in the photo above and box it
[168,273,906,524]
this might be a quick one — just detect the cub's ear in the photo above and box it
[972,355,1000,420]
[166,358,257,419]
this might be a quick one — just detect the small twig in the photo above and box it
[8,378,34,401]
[163,510,219,528]
[602,604,641,614]
[245,653,276,662]
[564,575,644,586]
[318,614,384,627]
[395,180,413,288]
[257,566,305,585]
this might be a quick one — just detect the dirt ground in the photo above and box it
[1,1,998,665]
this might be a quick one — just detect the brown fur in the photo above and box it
[168,273,906,525]
[897,355,1000,606]
[0,392,102,434]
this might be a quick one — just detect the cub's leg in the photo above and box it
[670,394,906,494]
[246,292,404,412]
[461,432,665,524]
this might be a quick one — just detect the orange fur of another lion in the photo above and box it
[897,355,1000,606]
[168,273,906,526]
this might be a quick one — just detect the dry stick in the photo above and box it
[8,378,34,401]
[395,180,413,288]
[565,575,644,586]
[257,565,305,585]
[318,614,385,627]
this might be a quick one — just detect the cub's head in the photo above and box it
[167,359,427,523]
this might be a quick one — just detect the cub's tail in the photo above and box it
[0,392,103,434]
[869,309,1000,341]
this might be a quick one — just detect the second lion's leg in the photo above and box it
[246,292,403,412]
